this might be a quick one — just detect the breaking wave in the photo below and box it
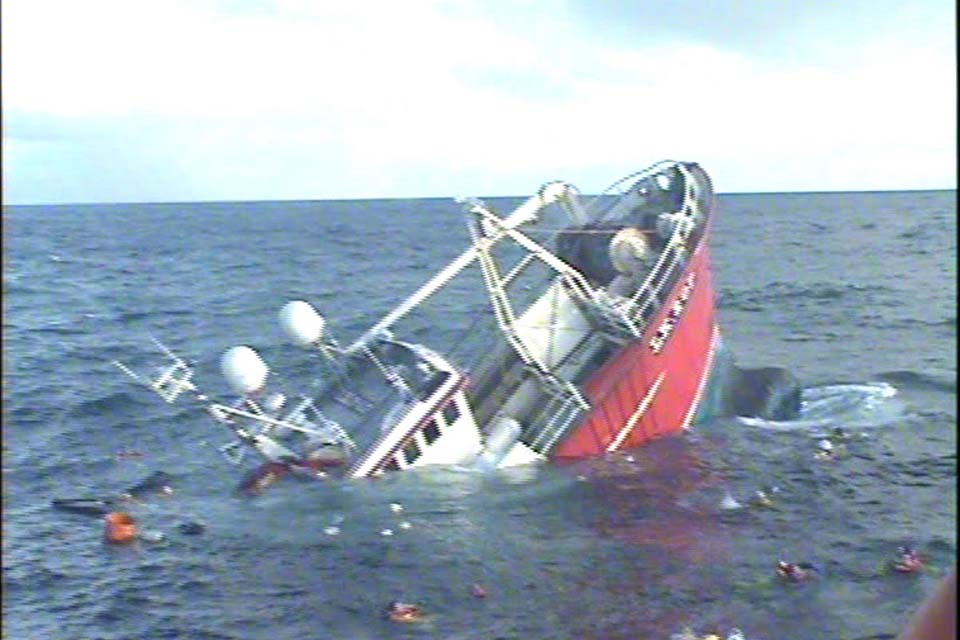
[736,381,904,433]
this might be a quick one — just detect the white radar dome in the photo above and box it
[220,346,269,395]
[279,300,325,347]
[609,227,651,275]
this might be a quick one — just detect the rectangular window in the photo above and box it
[442,400,461,426]
[403,438,422,464]
[423,419,441,444]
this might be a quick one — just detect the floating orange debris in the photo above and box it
[103,511,138,544]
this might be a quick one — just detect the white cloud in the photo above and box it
[3,0,955,203]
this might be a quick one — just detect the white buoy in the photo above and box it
[279,300,325,347]
[220,346,269,395]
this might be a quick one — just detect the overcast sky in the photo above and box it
[3,0,956,204]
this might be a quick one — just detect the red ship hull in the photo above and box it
[553,226,719,458]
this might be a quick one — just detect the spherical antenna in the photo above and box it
[279,300,325,347]
[609,227,651,276]
[220,346,269,395]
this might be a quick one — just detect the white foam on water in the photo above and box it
[719,491,743,510]
[738,382,904,433]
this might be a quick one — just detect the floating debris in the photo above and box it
[893,546,925,573]
[776,560,819,582]
[125,471,175,499]
[385,601,423,623]
[103,512,138,544]
[815,438,847,461]
[751,490,774,508]
[52,497,117,517]
[470,583,488,598]
[178,521,205,535]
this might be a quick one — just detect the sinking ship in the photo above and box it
[117,160,755,491]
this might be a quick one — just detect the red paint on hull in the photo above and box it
[553,233,718,458]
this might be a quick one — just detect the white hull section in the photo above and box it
[350,382,482,478]
[513,280,592,369]
[412,396,483,467]
[496,442,546,468]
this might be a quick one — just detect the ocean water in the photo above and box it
[3,188,956,640]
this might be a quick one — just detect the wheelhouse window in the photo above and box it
[442,400,460,426]
[416,371,451,401]
[423,419,441,444]
[403,438,422,464]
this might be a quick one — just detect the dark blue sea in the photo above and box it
[3,188,956,640]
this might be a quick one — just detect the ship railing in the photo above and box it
[527,365,591,410]
[283,396,358,453]
[576,162,711,331]
[345,367,464,476]
[469,199,598,304]
[576,288,646,341]
[114,338,362,465]
[205,398,358,459]
[469,201,598,398]
[468,166,706,347]
[325,360,446,462]
[525,391,586,453]
[515,360,591,453]
[113,336,199,404]
[584,160,681,222]
[345,398,419,476]
[347,182,581,355]
[619,163,708,324]
[624,236,689,323]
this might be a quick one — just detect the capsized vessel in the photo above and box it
[116,161,725,484]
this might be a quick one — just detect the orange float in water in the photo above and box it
[103,512,138,544]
